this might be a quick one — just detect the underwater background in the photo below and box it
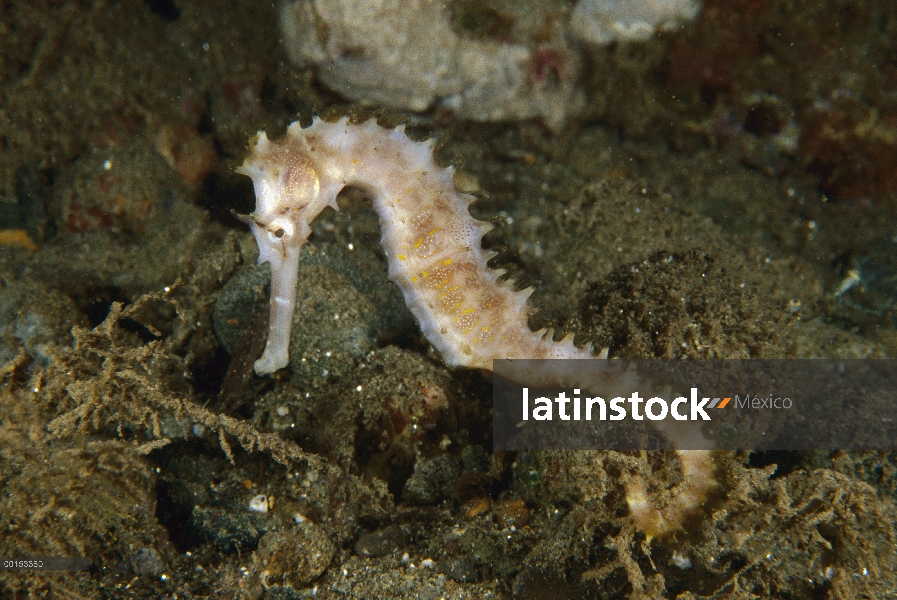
[1,0,896,597]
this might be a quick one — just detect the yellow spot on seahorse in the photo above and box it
[398,254,407,261]
[422,271,429,278]
[439,286,461,297]
[414,228,443,249]
[462,308,476,315]
[443,258,453,266]
[412,276,418,282]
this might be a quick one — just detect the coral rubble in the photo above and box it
[572,0,702,44]
[279,0,584,129]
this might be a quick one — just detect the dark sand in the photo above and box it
[1,1,895,598]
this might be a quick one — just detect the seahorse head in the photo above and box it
[237,132,327,262]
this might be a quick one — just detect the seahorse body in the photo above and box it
[238,116,595,375]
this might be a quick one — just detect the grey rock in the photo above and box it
[354,525,409,558]
[461,445,491,474]
[250,525,336,588]
[189,505,269,553]
[402,455,462,505]
[214,261,377,388]
[438,556,480,583]
[0,277,87,366]
[214,240,416,388]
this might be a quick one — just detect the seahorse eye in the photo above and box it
[266,218,294,242]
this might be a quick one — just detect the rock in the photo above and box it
[279,0,583,130]
[354,525,409,558]
[461,445,491,474]
[250,525,335,588]
[0,277,87,367]
[402,455,461,505]
[438,557,480,583]
[53,139,187,235]
[571,0,702,45]
[188,505,269,553]
[214,235,418,387]
[214,261,379,388]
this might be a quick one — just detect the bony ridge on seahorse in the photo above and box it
[237,115,717,539]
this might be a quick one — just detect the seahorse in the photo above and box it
[237,116,716,538]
